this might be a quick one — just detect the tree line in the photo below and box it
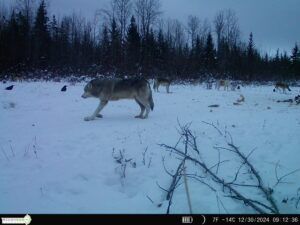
[0,0,299,81]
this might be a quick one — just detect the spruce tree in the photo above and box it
[125,16,141,75]
[33,0,50,66]
[110,18,122,72]
[247,32,255,80]
[204,32,216,72]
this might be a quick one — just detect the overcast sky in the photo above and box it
[3,0,300,55]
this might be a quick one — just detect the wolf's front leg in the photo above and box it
[84,100,108,121]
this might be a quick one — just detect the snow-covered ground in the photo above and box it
[1,81,300,214]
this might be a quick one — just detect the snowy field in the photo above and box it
[0,81,300,214]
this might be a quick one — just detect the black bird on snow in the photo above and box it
[61,85,67,92]
[5,85,14,90]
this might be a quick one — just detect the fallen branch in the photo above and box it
[160,142,268,214]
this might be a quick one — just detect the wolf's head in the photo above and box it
[81,82,94,98]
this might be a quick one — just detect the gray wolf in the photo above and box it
[215,79,229,91]
[230,81,240,91]
[81,78,154,121]
[153,78,171,93]
[205,78,214,89]
[273,82,291,93]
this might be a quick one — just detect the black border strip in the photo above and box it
[0,214,299,225]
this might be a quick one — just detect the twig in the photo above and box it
[146,195,154,204]
[228,195,276,213]
[162,157,174,177]
[183,163,193,214]
[274,161,300,188]
[156,181,168,193]
[186,175,216,192]
[296,197,300,209]
[160,123,284,214]
[216,194,229,214]
[148,157,152,168]
[202,121,223,136]
[162,143,267,214]
[227,148,257,184]
[228,143,279,214]
[209,160,230,173]
[165,160,185,214]
[10,144,15,157]
[138,132,143,144]
[142,147,148,166]
[1,147,10,161]
[230,183,259,188]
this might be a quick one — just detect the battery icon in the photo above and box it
[182,216,193,224]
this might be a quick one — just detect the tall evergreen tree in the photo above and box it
[33,0,50,66]
[125,16,141,75]
[291,43,299,64]
[110,18,122,73]
[204,32,216,72]
[247,32,255,80]
[156,28,169,75]
[100,24,111,71]
[291,43,300,78]
[17,11,31,65]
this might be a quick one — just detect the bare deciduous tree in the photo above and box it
[134,0,162,37]
[97,0,132,43]
[214,9,240,49]
[224,9,240,47]
[172,19,185,49]
[214,10,225,51]
[198,18,210,42]
[187,15,200,47]
[115,0,132,43]
[16,0,36,24]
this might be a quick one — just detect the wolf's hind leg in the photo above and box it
[135,98,145,118]
[136,97,150,119]
[143,105,150,119]
[84,100,108,121]
[166,85,170,93]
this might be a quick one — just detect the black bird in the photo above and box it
[61,85,67,92]
[5,85,14,90]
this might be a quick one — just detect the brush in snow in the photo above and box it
[61,85,67,92]
[5,85,14,90]
[295,95,300,104]
[276,99,293,103]
[208,104,219,107]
